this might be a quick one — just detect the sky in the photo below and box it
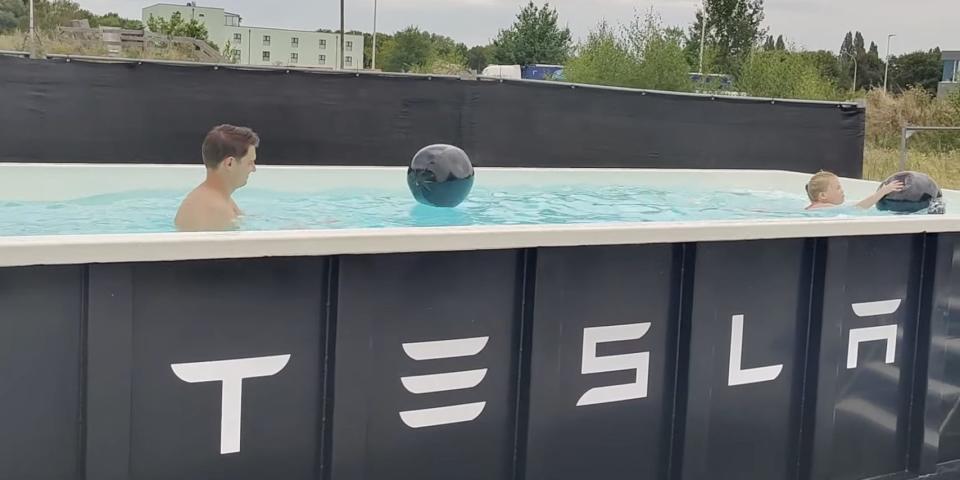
[81,0,959,54]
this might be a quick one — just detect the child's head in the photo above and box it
[806,171,845,205]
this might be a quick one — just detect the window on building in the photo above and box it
[945,60,959,83]
[262,35,271,46]
[232,49,240,61]
[319,54,326,64]
[291,37,299,48]
[233,33,241,42]
[346,40,353,51]
[290,53,298,63]
[345,56,353,67]
[319,39,327,49]
[262,51,270,62]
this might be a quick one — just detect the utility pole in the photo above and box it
[372,0,378,70]
[883,33,896,93]
[697,0,707,74]
[29,0,38,58]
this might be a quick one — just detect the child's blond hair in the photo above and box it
[806,171,838,202]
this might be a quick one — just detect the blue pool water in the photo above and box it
[0,184,893,236]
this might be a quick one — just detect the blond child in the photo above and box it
[805,171,904,210]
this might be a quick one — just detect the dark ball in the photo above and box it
[407,144,475,208]
[876,171,945,214]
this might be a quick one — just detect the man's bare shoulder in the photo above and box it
[175,186,238,232]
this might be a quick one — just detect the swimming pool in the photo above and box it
[0,165,910,236]
[2,163,960,480]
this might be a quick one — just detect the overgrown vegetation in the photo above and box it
[565,10,691,92]
[0,0,142,33]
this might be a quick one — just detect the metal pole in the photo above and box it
[697,1,706,74]
[900,127,908,171]
[372,0,377,70]
[340,0,345,69]
[841,52,857,94]
[853,58,857,93]
[883,33,896,92]
[897,126,960,171]
[28,0,36,58]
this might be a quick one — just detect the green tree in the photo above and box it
[762,35,774,51]
[685,0,766,75]
[801,50,844,86]
[492,1,572,65]
[623,9,692,91]
[146,12,209,42]
[467,45,494,72]
[32,0,96,30]
[889,49,943,95]
[566,10,692,92]
[775,34,785,50]
[737,49,839,100]
[93,12,142,30]
[0,0,24,33]
[854,32,866,56]
[564,21,638,87]
[836,31,886,91]
[840,31,854,57]
[379,26,434,72]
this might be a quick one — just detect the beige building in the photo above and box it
[142,3,363,69]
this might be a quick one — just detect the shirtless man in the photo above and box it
[175,124,260,232]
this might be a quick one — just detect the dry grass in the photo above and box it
[864,88,960,150]
[862,89,960,189]
[0,31,213,61]
[864,146,960,189]
[0,31,28,51]
[0,31,108,56]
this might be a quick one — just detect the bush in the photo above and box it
[864,87,960,151]
[564,22,639,87]
[735,49,840,100]
[565,9,692,92]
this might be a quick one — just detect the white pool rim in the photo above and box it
[0,163,957,267]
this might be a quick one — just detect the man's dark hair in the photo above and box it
[201,124,260,168]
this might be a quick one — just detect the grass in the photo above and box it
[0,31,213,61]
[864,146,960,189]
[0,31,108,55]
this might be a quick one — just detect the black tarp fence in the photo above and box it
[0,55,864,177]
[3,233,960,480]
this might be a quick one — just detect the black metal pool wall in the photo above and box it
[0,55,865,177]
[3,233,960,480]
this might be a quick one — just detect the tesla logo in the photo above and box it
[171,354,291,454]
[576,323,651,407]
[398,336,489,428]
[847,299,901,369]
[728,314,783,386]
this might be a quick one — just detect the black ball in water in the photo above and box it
[876,171,945,214]
[407,144,475,208]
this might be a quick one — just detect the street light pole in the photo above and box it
[883,33,896,92]
[340,0,345,69]
[697,1,707,74]
[841,51,857,94]
[28,0,37,58]
[372,0,377,70]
